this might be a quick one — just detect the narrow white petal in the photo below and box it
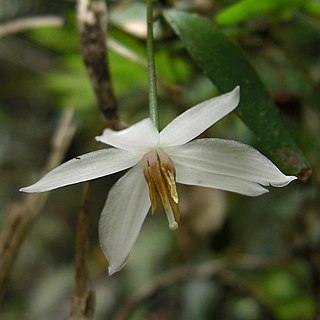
[20,148,142,193]
[96,118,159,151]
[159,86,240,147]
[99,164,150,275]
[167,139,296,188]
[174,162,269,196]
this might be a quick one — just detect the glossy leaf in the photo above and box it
[163,9,310,179]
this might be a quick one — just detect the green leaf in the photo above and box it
[306,2,320,17]
[215,0,306,25]
[163,9,310,179]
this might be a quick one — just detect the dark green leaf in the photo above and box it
[163,9,310,179]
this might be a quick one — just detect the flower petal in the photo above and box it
[20,148,142,192]
[167,138,296,188]
[174,161,269,196]
[96,118,159,151]
[99,164,150,275]
[159,86,240,147]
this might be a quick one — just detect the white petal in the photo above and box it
[174,161,269,196]
[20,148,142,192]
[96,118,159,151]
[99,164,150,275]
[159,86,240,147]
[167,139,296,188]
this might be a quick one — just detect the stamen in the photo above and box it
[162,168,178,203]
[142,149,180,230]
[148,181,157,214]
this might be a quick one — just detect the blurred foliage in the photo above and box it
[215,0,309,25]
[0,0,320,319]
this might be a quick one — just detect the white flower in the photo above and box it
[20,87,296,274]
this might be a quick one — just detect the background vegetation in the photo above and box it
[0,0,319,319]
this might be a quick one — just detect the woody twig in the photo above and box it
[0,109,76,303]
[77,0,123,130]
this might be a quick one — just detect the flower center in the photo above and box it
[142,149,180,230]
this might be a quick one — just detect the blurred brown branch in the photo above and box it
[217,270,278,320]
[0,16,64,38]
[77,0,123,130]
[0,109,77,303]
[69,182,96,320]
[113,254,283,320]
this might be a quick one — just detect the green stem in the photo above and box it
[147,0,159,129]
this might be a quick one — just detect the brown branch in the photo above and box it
[69,182,96,320]
[0,16,64,38]
[77,0,123,130]
[113,255,282,320]
[0,109,77,303]
[217,271,278,320]
[77,0,179,130]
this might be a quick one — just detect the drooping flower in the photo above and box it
[20,87,296,274]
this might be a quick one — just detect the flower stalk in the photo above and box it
[146,0,159,129]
